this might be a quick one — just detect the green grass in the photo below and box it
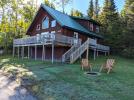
[0,55,134,100]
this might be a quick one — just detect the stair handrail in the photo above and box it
[70,38,90,63]
[62,45,78,62]
[62,39,81,62]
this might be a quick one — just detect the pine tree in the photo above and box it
[121,0,134,58]
[87,0,94,18]
[98,0,122,53]
[94,0,99,20]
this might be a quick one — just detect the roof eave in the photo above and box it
[62,25,103,39]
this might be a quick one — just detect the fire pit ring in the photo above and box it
[85,72,101,76]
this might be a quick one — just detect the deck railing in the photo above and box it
[89,38,97,46]
[97,44,110,51]
[13,33,81,46]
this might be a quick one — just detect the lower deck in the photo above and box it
[13,33,110,63]
[13,44,110,63]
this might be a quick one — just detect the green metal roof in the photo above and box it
[41,4,103,38]
[71,16,101,26]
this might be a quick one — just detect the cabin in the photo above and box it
[13,4,110,63]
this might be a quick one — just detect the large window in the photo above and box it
[51,20,56,27]
[42,17,49,29]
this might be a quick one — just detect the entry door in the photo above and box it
[74,32,78,44]
[74,32,78,39]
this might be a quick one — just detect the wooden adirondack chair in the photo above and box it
[99,59,115,74]
[81,59,92,71]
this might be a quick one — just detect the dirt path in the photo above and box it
[0,71,37,100]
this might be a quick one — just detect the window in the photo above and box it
[42,17,49,29]
[96,26,99,33]
[74,32,78,44]
[36,24,40,30]
[90,23,93,31]
[51,20,56,27]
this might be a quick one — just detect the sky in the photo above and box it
[37,0,125,15]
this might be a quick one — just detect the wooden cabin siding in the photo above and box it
[30,46,70,60]
[62,28,88,43]
[73,19,99,33]
[27,8,62,36]
[73,19,90,30]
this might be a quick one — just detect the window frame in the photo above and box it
[36,24,40,31]
[42,16,49,29]
[51,20,56,27]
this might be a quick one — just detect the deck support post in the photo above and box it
[18,46,20,58]
[108,51,110,55]
[35,45,37,60]
[42,45,45,61]
[105,52,107,56]
[86,47,89,60]
[94,48,96,60]
[97,50,99,57]
[52,41,54,63]
[21,46,24,59]
[28,46,30,59]
[13,46,15,57]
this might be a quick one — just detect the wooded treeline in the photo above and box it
[0,0,134,58]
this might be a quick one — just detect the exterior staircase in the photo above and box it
[70,38,89,63]
[62,38,110,63]
[62,38,90,63]
[62,44,80,63]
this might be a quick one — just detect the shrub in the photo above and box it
[121,47,134,58]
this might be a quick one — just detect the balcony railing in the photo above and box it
[13,33,81,46]
[97,44,110,51]
[89,38,97,46]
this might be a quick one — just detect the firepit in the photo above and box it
[85,72,100,76]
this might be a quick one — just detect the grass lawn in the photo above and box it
[0,55,134,100]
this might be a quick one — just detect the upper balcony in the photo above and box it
[13,33,110,52]
[13,33,82,47]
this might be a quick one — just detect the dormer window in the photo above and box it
[51,20,56,27]
[36,24,40,30]
[96,26,99,33]
[90,23,93,31]
[42,16,49,29]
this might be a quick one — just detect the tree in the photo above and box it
[94,0,99,20]
[98,0,122,53]
[121,0,134,58]
[87,0,94,18]
[44,0,55,9]
[0,0,37,54]
[70,9,83,17]
[52,0,72,13]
